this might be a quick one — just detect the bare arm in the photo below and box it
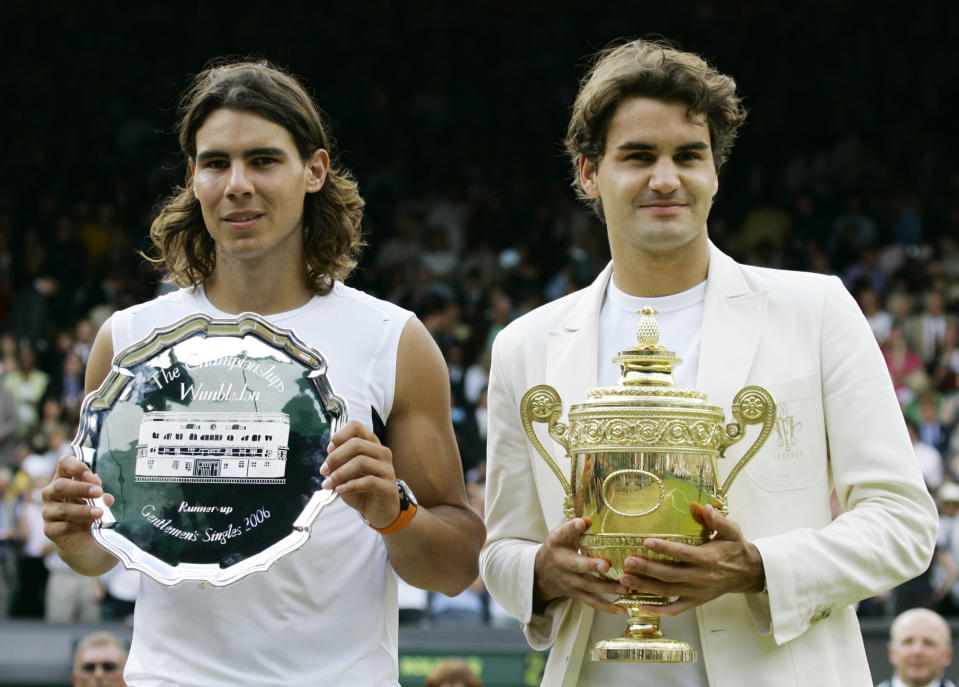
[320,318,485,595]
[41,317,118,576]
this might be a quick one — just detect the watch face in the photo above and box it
[397,479,417,507]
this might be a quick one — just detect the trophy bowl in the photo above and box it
[520,308,775,662]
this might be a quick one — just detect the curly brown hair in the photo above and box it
[147,60,365,294]
[565,39,748,220]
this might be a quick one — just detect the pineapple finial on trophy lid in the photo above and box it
[635,307,661,348]
[612,307,683,386]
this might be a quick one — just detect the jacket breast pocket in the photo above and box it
[739,374,827,492]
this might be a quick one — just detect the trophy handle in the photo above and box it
[713,386,776,511]
[520,385,573,503]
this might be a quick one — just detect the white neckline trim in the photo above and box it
[194,283,323,322]
[606,276,707,314]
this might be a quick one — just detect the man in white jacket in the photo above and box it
[481,39,937,686]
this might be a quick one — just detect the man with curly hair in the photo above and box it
[41,60,484,686]
[481,39,937,686]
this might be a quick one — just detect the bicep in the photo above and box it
[386,317,470,510]
[84,317,115,394]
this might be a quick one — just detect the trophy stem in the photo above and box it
[590,593,697,663]
[621,593,666,639]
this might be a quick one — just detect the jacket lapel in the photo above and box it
[697,243,767,482]
[546,264,610,416]
[534,264,611,524]
[541,268,608,686]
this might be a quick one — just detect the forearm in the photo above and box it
[383,505,485,596]
[383,503,484,596]
[756,491,935,645]
[55,541,118,577]
[481,536,576,650]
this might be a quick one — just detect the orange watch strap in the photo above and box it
[371,502,417,535]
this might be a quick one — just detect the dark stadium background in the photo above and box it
[1,1,957,685]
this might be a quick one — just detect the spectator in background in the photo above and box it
[420,226,458,282]
[1,345,49,438]
[933,322,959,394]
[38,397,67,441]
[451,394,484,475]
[0,385,18,467]
[373,211,423,281]
[45,546,100,623]
[0,465,13,617]
[71,631,128,687]
[828,192,879,272]
[11,473,52,617]
[51,348,86,424]
[934,483,959,616]
[908,290,957,368]
[423,660,483,687]
[463,351,490,408]
[885,324,926,405]
[844,245,890,297]
[446,342,468,409]
[858,286,893,347]
[98,565,138,623]
[887,291,915,331]
[909,417,945,493]
[471,386,488,463]
[0,332,18,375]
[72,319,95,365]
[909,391,951,458]
[938,483,959,553]
[876,608,955,687]
[482,289,513,354]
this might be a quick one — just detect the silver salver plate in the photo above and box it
[73,312,347,586]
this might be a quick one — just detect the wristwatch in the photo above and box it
[370,479,418,535]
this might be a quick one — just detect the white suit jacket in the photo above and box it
[480,243,938,687]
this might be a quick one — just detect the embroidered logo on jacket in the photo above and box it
[773,401,804,459]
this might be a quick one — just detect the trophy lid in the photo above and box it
[586,307,707,403]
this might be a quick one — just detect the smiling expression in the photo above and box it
[191,108,327,269]
[579,96,718,260]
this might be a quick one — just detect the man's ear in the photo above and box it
[579,155,601,198]
[306,149,330,193]
[189,159,197,198]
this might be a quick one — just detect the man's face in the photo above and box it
[579,97,718,259]
[72,644,127,687]
[888,614,953,687]
[192,108,327,268]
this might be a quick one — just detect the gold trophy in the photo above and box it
[520,308,775,662]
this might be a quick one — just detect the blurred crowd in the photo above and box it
[1,0,957,631]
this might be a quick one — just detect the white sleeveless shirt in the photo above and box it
[112,283,413,687]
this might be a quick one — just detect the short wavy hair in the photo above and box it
[565,39,747,219]
[147,59,365,294]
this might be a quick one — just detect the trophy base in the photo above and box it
[591,636,697,663]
